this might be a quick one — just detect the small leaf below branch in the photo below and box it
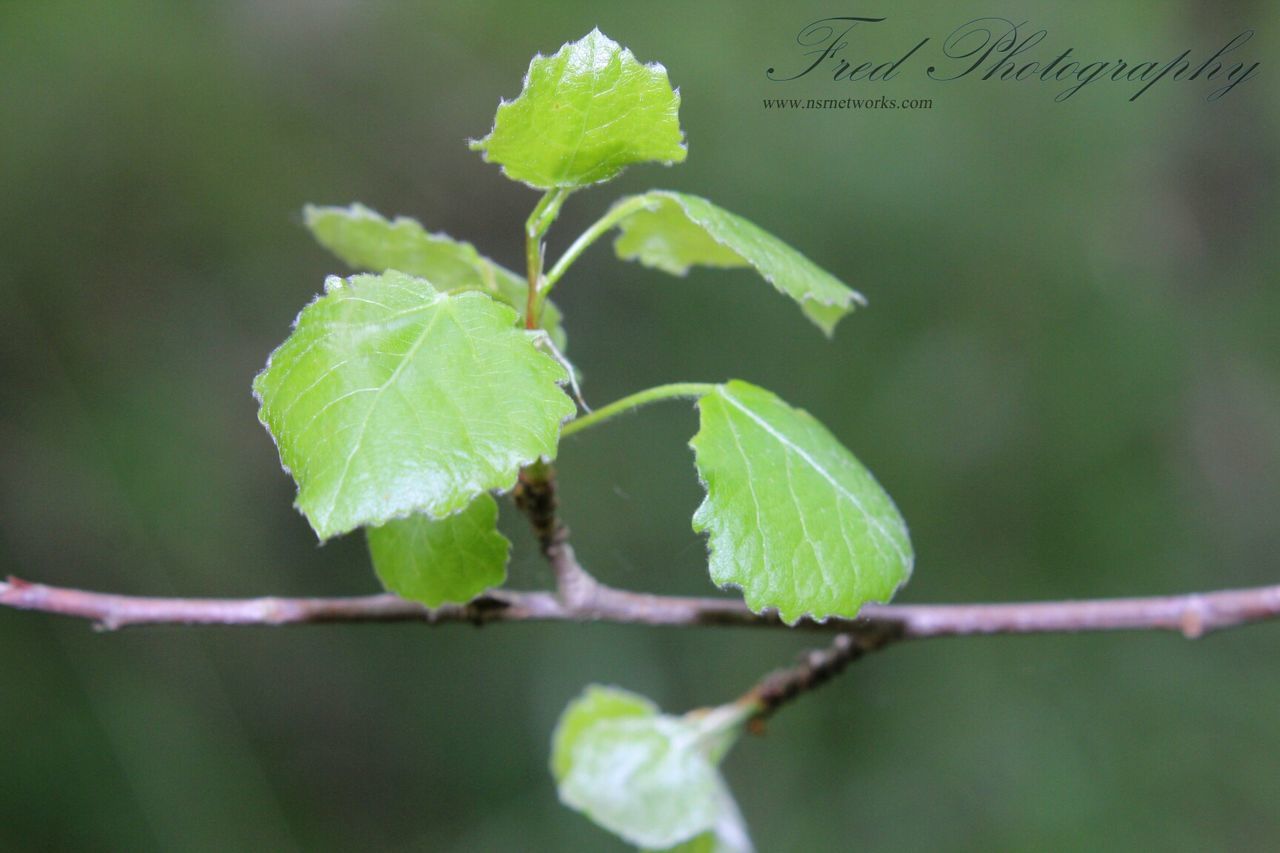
[551,685,753,850]
[367,494,510,608]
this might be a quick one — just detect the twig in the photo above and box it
[512,463,601,607]
[3,573,1279,638]
[739,631,897,722]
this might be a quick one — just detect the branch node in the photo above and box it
[513,462,603,608]
[1180,597,1208,639]
[513,463,560,553]
[466,595,513,627]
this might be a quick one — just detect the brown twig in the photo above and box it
[738,629,902,726]
[512,462,602,607]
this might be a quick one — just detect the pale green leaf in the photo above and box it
[691,380,912,624]
[612,191,865,335]
[303,203,566,350]
[470,29,686,189]
[254,271,576,540]
[552,684,658,781]
[367,494,510,607]
[551,686,752,851]
[653,791,753,853]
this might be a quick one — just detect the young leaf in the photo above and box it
[612,191,865,335]
[303,203,566,350]
[470,29,686,189]
[654,792,754,853]
[551,685,658,780]
[367,494,509,608]
[254,271,576,540]
[691,380,912,624]
[551,686,752,851]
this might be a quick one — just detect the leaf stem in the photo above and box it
[560,382,715,438]
[525,188,572,328]
[539,194,654,311]
[527,187,571,239]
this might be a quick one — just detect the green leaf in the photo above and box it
[552,685,659,781]
[552,684,657,780]
[254,271,576,540]
[551,686,752,851]
[470,29,686,189]
[303,203,566,350]
[654,793,753,853]
[691,380,912,624]
[367,494,509,607]
[612,191,865,335]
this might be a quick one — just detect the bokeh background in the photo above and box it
[2,1,1277,850]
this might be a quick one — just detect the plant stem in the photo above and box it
[560,382,716,438]
[736,631,897,722]
[512,461,600,606]
[5,575,1280,638]
[524,188,571,328]
[538,194,654,313]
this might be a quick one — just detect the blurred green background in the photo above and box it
[1,1,1277,850]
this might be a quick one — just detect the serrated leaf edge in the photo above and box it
[688,382,913,625]
[303,202,569,353]
[468,28,687,190]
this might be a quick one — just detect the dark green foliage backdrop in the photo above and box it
[1,1,1277,849]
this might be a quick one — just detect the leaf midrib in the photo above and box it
[318,293,449,531]
[716,386,908,566]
